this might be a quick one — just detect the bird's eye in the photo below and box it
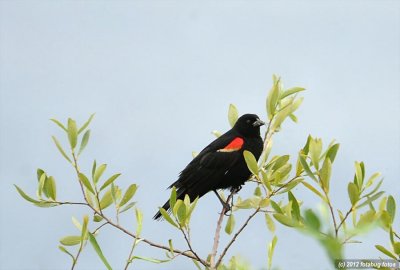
[246,120,251,124]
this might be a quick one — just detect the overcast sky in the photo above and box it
[1,1,399,270]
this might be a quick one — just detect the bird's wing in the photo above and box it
[170,135,245,196]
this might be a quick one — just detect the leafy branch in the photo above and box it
[14,75,397,269]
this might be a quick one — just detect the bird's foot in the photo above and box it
[230,185,242,194]
[222,201,232,216]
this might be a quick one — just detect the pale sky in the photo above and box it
[1,1,399,270]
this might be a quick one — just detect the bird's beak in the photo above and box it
[253,119,265,127]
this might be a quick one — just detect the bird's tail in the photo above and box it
[153,199,171,220]
[154,188,187,220]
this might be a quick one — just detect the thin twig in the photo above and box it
[92,222,109,235]
[335,207,353,237]
[179,227,206,266]
[215,207,260,268]
[394,231,400,241]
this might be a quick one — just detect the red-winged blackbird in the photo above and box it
[154,114,265,220]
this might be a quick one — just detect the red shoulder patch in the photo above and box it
[218,137,244,152]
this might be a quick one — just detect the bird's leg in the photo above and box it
[226,185,242,214]
[213,190,231,214]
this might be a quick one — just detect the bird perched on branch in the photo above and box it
[154,114,264,220]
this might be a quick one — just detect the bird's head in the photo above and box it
[234,114,265,137]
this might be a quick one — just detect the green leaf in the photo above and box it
[302,135,312,155]
[299,155,317,182]
[51,136,72,163]
[81,215,89,243]
[280,87,305,99]
[375,245,398,260]
[228,104,239,127]
[225,214,235,235]
[129,255,170,264]
[362,179,383,198]
[176,201,187,225]
[309,138,322,170]
[135,207,143,236]
[71,216,82,230]
[320,237,343,263]
[92,160,97,179]
[243,150,259,175]
[58,245,75,261]
[270,200,283,214]
[67,118,78,150]
[169,187,177,210]
[99,189,114,210]
[186,197,199,221]
[267,235,278,270]
[356,210,376,229]
[93,215,104,222]
[211,130,222,138]
[119,184,137,207]
[365,172,381,188]
[386,195,396,224]
[159,208,178,228]
[235,197,261,209]
[272,97,303,130]
[78,114,95,134]
[94,164,107,184]
[271,155,290,171]
[254,186,262,197]
[50,118,68,132]
[36,168,45,181]
[265,213,276,233]
[301,181,325,201]
[119,202,136,214]
[266,76,280,119]
[319,158,332,193]
[38,173,46,198]
[33,201,59,208]
[356,191,384,209]
[78,173,95,195]
[325,143,340,163]
[88,232,113,270]
[348,182,359,206]
[172,200,182,217]
[273,213,297,227]
[168,239,174,257]
[99,173,121,191]
[78,129,90,156]
[14,185,40,204]
[44,176,57,200]
[60,236,81,246]
[288,192,301,221]
[393,242,400,255]
[288,113,298,123]
[355,162,364,189]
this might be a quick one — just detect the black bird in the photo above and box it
[154,114,264,220]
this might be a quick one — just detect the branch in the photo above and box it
[320,183,338,236]
[210,191,235,268]
[216,207,260,268]
[179,227,207,266]
[335,207,353,236]
[70,152,203,264]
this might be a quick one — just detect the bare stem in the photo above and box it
[335,207,353,237]
[179,227,207,266]
[210,191,235,269]
[124,237,140,270]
